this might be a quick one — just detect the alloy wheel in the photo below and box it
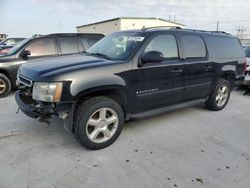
[86,107,119,143]
[215,85,229,107]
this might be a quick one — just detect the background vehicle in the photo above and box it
[15,28,246,150]
[0,38,26,55]
[0,33,104,97]
[243,45,250,85]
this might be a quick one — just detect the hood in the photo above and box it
[19,54,115,80]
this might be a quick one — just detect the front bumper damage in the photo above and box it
[15,90,75,132]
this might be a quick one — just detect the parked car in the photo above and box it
[15,28,246,150]
[0,33,104,97]
[243,45,250,85]
[0,38,26,55]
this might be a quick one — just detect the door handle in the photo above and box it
[171,69,183,73]
[203,65,212,70]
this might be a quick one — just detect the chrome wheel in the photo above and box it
[86,107,119,143]
[0,79,6,95]
[215,85,229,107]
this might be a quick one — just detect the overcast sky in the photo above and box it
[0,0,250,37]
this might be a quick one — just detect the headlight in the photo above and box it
[32,82,63,102]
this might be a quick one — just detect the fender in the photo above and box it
[70,74,126,97]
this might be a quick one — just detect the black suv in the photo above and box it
[15,28,246,150]
[0,33,104,97]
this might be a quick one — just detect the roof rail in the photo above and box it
[169,28,231,35]
[141,26,182,31]
[45,33,104,37]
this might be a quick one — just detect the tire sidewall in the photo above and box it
[75,98,124,150]
[0,74,11,98]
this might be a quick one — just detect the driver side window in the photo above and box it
[25,38,56,57]
[144,34,179,60]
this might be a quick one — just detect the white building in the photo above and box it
[76,17,185,35]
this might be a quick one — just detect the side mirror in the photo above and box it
[141,51,164,64]
[20,50,31,58]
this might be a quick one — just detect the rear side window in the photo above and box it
[58,38,80,54]
[25,38,56,57]
[207,37,244,58]
[182,35,206,59]
[87,38,100,47]
[144,34,179,60]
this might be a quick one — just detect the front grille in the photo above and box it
[17,74,33,87]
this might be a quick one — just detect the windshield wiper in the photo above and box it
[88,52,112,60]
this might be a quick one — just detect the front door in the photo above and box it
[132,33,185,113]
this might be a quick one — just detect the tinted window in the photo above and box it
[58,38,79,54]
[207,37,244,58]
[244,46,250,58]
[182,35,206,59]
[87,38,99,47]
[25,38,56,57]
[144,34,178,60]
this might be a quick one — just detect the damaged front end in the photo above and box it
[15,85,75,132]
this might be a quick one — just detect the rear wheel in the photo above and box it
[74,97,124,150]
[205,78,231,111]
[0,73,11,98]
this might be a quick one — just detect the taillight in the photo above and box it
[243,58,247,74]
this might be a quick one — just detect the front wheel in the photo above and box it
[0,73,11,98]
[74,97,124,150]
[205,78,231,111]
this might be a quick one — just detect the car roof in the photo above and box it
[118,27,234,38]
[36,33,104,38]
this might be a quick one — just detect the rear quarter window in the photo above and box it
[87,37,103,47]
[207,37,244,58]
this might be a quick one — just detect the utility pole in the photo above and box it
[216,21,219,31]
[236,26,246,40]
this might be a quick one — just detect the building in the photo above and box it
[0,34,7,42]
[76,17,185,35]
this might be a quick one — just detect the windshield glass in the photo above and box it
[7,38,31,55]
[87,32,146,60]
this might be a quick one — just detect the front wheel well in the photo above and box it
[0,69,10,80]
[75,89,128,116]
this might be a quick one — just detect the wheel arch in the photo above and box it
[74,85,128,115]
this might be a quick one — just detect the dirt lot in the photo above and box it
[0,89,250,188]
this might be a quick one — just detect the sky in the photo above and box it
[0,0,250,38]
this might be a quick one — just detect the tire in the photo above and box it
[74,96,124,150]
[205,78,231,111]
[0,73,11,98]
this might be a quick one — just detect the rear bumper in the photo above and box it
[234,75,245,86]
[243,74,250,85]
[15,90,75,132]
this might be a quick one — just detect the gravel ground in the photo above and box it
[0,88,250,188]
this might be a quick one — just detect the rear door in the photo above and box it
[181,34,215,100]
[133,33,185,112]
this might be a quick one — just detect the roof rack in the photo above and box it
[141,26,231,35]
[169,28,231,35]
[141,26,182,31]
[45,33,104,37]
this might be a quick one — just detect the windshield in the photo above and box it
[7,38,31,55]
[87,32,146,60]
